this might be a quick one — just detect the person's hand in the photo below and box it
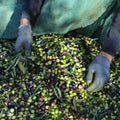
[86,54,111,92]
[15,24,33,56]
[15,24,33,74]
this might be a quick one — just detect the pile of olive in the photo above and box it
[0,33,120,120]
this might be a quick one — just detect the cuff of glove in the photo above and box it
[19,24,31,28]
[18,24,32,38]
[99,51,114,62]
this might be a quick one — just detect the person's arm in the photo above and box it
[15,0,44,56]
[21,0,44,26]
[101,9,120,59]
[86,9,120,92]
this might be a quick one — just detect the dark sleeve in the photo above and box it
[102,9,120,56]
[21,0,44,26]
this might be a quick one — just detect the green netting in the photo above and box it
[0,0,119,39]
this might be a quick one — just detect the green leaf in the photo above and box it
[56,87,62,98]
[62,69,73,75]
[76,99,84,103]
[69,47,79,51]
[73,97,77,111]
[53,87,59,98]
[34,84,42,93]
[53,86,62,99]
[12,55,21,68]
[18,61,26,74]
[60,62,71,68]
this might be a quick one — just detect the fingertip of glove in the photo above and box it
[86,69,95,84]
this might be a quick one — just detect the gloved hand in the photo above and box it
[86,54,111,92]
[15,24,33,56]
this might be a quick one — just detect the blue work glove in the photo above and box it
[86,54,111,92]
[15,24,33,56]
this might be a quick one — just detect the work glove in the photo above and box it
[15,24,33,57]
[86,54,111,92]
[14,24,33,74]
